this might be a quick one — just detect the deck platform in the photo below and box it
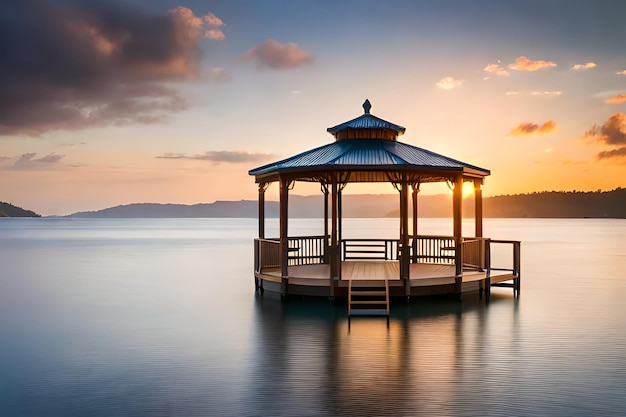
[256,260,517,298]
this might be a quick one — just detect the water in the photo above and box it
[1,218,625,416]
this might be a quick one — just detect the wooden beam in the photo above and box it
[323,186,329,263]
[453,176,463,297]
[279,178,289,298]
[474,178,483,238]
[338,188,343,246]
[412,184,419,263]
[258,182,269,239]
[330,176,338,298]
[453,176,463,241]
[400,178,410,297]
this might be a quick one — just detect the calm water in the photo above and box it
[1,218,625,417]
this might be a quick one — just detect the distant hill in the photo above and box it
[66,201,267,218]
[0,202,41,217]
[65,189,626,219]
[483,188,626,218]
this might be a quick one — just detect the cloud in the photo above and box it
[156,150,274,163]
[241,40,312,70]
[531,91,563,96]
[508,56,557,71]
[571,62,597,70]
[11,152,65,170]
[203,12,224,27]
[0,156,11,162]
[204,67,230,82]
[435,77,463,90]
[509,120,557,136]
[206,28,225,40]
[587,113,626,160]
[597,147,626,160]
[606,94,626,104]
[505,91,519,96]
[484,63,509,77]
[585,113,626,146]
[616,70,626,75]
[0,1,225,136]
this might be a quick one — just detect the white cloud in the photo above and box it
[571,62,596,70]
[484,63,509,77]
[531,91,563,96]
[435,77,463,90]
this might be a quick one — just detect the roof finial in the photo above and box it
[363,99,371,114]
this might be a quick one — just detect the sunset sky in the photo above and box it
[2,0,626,215]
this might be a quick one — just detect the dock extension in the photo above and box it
[348,279,390,317]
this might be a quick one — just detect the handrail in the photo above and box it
[411,235,456,264]
[287,235,328,266]
[489,239,521,277]
[254,238,280,273]
[341,239,399,260]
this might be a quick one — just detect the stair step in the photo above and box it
[350,300,387,305]
[350,291,386,296]
[349,309,389,316]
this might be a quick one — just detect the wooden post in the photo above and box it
[258,182,268,239]
[338,187,343,249]
[453,176,464,299]
[279,177,290,300]
[330,175,338,300]
[412,183,419,263]
[474,178,483,238]
[400,178,410,298]
[323,185,329,264]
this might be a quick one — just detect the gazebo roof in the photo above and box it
[327,99,405,139]
[327,114,406,136]
[249,100,490,183]
[248,139,490,181]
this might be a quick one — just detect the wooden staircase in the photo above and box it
[348,279,390,317]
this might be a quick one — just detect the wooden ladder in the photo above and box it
[348,279,390,317]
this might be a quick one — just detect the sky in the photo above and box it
[1,0,626,215]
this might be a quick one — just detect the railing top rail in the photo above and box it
[255,238,280,243]
[341,238,399,242]
[411,234,456,240]
[490,239,521,245]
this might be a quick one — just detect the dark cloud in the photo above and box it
[509,120,556,136]
[11,152,65,170]
[597,147,626,160]
[0,1,223,136]
[586,113,626,145]
[157,150,273,163]
[241,39,312,70]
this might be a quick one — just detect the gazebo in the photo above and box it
[249,101,520,314]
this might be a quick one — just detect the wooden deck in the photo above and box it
[259,261,516,289]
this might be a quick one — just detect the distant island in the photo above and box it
[2,189,624,219]
[61,188,626,219]
[0,201,41,217]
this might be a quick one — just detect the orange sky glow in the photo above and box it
[1,1,626,215]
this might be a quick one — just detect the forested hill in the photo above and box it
[64,188,626,219]
[484,188,626,218]
[0,202,41,217]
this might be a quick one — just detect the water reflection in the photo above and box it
[251,293,523,416]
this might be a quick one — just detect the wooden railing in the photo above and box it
[287,235,327,266]
[489,239,521,277]
[254,238,280,273]
[460,237,490,270]
[341,239,399,260]
[412,235,456,264]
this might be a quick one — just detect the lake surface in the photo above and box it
[1,218,625,417]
